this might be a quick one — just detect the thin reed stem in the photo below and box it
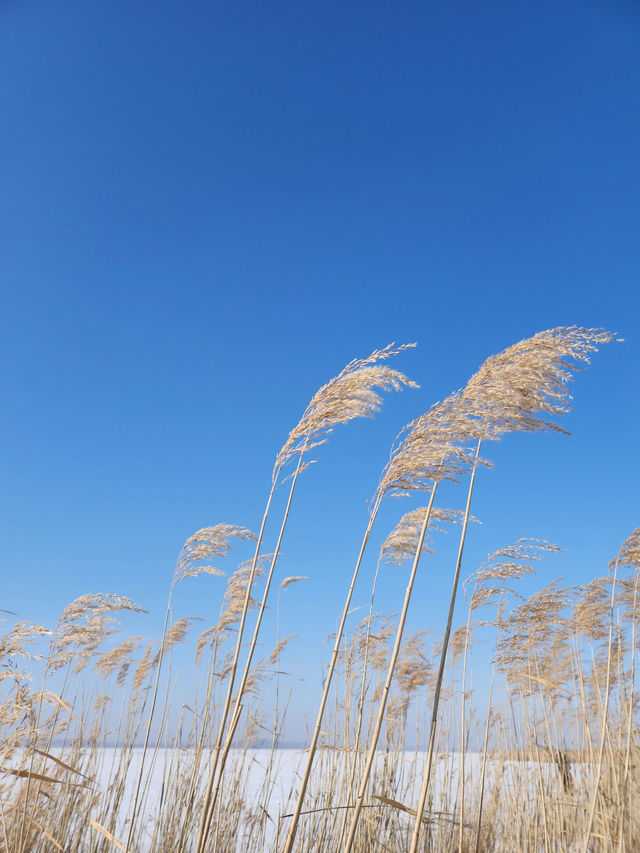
[474,670,494,853]
[194,481,277,853]
[459,604,473,853]
[281,493,382,853]
[409,439,481,853]
[337,552,385,847]
[618,570,638,853]
[344,483,438,852]
[124,596,173,853]
[581,554,620,853]
[199,453,304,845]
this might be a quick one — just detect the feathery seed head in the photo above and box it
[161,616,201,653]
[375,327,616,503]
[469,538,561,611]
[377,391,482,499]
[610,526,640,574]
[95,636,142,682]
[50,594,144,672]
[381,506,478,565]
[494,579,574,687]
[395,630,431,695]
[268,634,296,665]
[461,326,618,439]
[0,622,51,661]
[276,343,418,475]
[173,523,255,586]
[571,577,615,642]
[280,575,308,590]
[133,642,158,689]
[206,555,270,641]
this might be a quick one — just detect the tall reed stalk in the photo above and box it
[581,549,621,853]
[282,494,383,853]
[343,484,438,851]
[474,670,495,853]
[198,452,304,846]
[409,441,481,852]
[195,491,277,853]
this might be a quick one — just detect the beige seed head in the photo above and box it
[381,506,478,565]
[161,616,201,653]
[276,342,418,475]
[495,579,574,674]
[469,538,561,611]
[280,576,308,590]
[377,391,482,499]
[0,622,51,661]
[461,326,619,439]
[375,327,616,504]
[49,595,144,672]
[95,636,142,679]
[133,642,159,689]
[173,523,255,586]
[610,526,640,573]
[571,577,614,642]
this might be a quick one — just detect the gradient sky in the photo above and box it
[1,0,639,739]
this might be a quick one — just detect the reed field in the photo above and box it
[2,326,638,853]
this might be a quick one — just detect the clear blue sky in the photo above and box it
[1,0,639,739]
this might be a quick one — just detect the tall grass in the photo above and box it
[2,327,637,853]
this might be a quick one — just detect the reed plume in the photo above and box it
[470,538,561,612]
[173,524,255,586]
[276,342,418,472]
[381,507,474,565]
[94,636,142,684]
[460,325,618,437]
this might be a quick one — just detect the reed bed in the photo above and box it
[1,327,637,852]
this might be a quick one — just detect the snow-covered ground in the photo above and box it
[33,747,578,850]
[80,747,483,848]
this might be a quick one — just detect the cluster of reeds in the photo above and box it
[1,327,637,852]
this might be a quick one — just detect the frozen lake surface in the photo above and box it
[34,747,580,851]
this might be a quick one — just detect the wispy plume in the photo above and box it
[94,636,142,683]
[49,594,145,672]
[381,506,477,565]
[611,526,640,573]
[0,622,51,662]
[276,342,418,474]
[469,538,562,611]
[279,575,308,590]
[461,326,619,438]
[377,392,480,499]
[173,524,255,586]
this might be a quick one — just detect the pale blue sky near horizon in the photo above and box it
[1,0,639,738]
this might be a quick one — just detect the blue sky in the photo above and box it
[1,0,639,739]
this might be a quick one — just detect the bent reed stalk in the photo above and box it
[194,494,277,853]
[409,442,480,853]
[344,483,439,851]
[281,493,383,853]
[198,451,305,845]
